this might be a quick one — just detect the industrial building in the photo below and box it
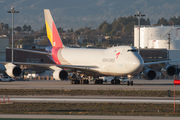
[134,25,180,68]
[0,35,9,61]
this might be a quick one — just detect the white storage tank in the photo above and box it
[134,25,180,50]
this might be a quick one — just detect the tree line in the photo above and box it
[15,25,32,32]
[157,16,180,25]
[1,16,180,48]
[0,23,32,32]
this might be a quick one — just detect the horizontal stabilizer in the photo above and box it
[6,47,52,55]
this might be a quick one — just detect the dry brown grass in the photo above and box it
[0,89,179,97]
[0,103,180,116]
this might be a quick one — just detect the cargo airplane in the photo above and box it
[0,9,179,85]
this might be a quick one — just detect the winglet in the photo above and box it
[44,9,64,48]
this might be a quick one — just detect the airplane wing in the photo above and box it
[144,59,180,65]
[0,61,99,72]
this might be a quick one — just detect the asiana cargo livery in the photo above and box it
[0,9,179,85]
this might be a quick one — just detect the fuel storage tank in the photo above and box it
[134,25,180,50]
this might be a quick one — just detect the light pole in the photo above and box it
[134,11,145,54]
[7,6,19,63]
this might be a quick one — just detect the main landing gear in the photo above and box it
[71,74,89,84]
[94,78,103,84]
[111,77,121,84]
[71,78,89,84]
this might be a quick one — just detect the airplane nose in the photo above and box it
[134,57,144,70]
[128,55,144,73]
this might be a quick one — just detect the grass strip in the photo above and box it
[0,118,104,120]
[0,89,179,97]
[0,119,60,120]
[0,102,180,116]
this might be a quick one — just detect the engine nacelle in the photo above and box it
[161,65,176,76]
[6,66,22,78]
[53,69,68,80]
[141,67,156,80]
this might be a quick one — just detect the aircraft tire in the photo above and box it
[87,80,89,84]
[115,80,120,84]
[77,80,80,84]
[111,80,113,84]
[100,80,103,84]
[74,80,77,84]
[99,79,103,84]
[83,79,87,84]
[111,80,114,84]
[131,81,133,86]
[96,80,100,84]
[71,80,74,84]
[80,80,83,84]
[94,80,97,84]
[127,81,130,86]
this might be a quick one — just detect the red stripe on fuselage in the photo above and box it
[52,22,63,48]
[52,47,61,65]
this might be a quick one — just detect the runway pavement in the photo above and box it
[1,95,180,104]
[1,79,180,119]
[0,79,180,90]
[0,114,180,120]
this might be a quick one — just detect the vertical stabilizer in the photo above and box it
[44,9,64,48]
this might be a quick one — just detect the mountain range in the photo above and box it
[0,0,180,31]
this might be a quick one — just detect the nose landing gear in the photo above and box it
[109,75,134,86]
[127,81,133,86]
[127,75,133,86]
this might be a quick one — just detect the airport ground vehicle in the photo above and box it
[0,76,14,82]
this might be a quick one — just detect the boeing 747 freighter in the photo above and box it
[0,9,178,85]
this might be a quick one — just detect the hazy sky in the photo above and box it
[0,0,180,30]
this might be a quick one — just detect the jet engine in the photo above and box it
[161,65,176,76]
[53,69,68,80]
[141,67,156,80]
[6,66,21,78]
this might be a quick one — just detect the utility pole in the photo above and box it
[134,11,145,54]
[7,6,19,62]
[167,33,171,50]
[73,32,74,45]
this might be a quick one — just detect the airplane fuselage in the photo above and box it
[52,46,144,76]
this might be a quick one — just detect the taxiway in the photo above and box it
[0,79,179,90]
[1,95,180,104]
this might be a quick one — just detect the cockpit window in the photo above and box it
[127,49,138,52]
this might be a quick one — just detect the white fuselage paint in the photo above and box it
[57,46,144,76]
